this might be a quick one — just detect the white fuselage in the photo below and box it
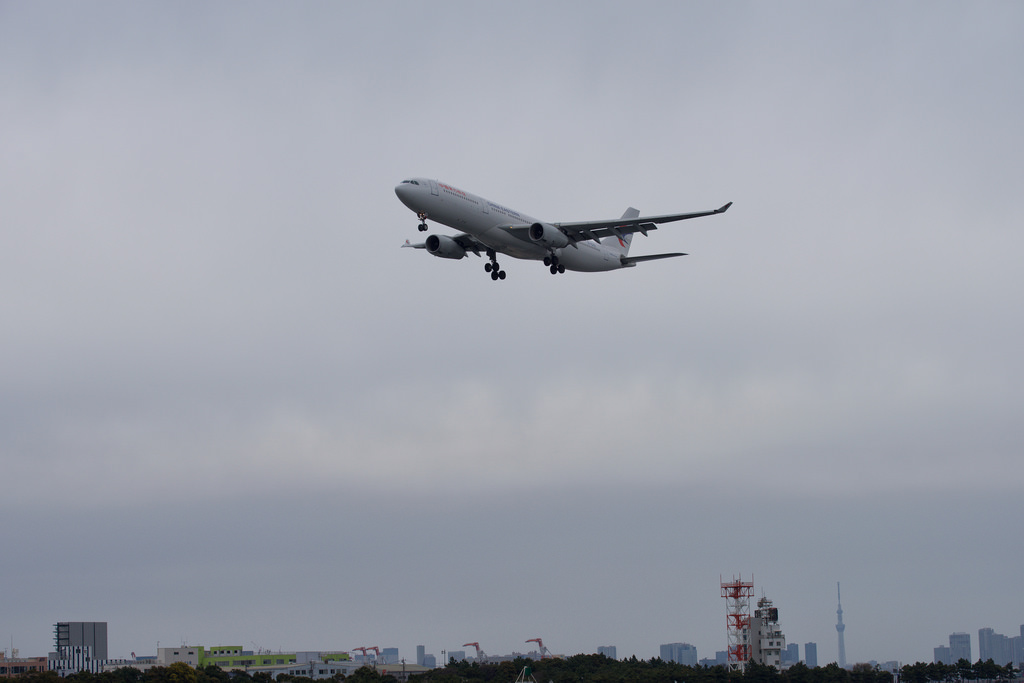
[395,178,628,272]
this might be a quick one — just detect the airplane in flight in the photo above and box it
[395,178,731,281]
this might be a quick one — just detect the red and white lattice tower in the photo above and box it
[721,575,754,672]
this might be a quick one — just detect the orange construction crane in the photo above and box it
[367,647,381,661]
[526,638,550,659]
[353,647,369,661]
[463,642,486,664]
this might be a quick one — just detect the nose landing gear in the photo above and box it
[417,212,429,232]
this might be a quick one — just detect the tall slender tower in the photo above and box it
[835,583,847,668]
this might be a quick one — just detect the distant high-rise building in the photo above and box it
[979,628,1012,666]
[835,584,847,669]
[979,628,995,662]
[416,646,425,667]
[804,642,817,668]
[423,654,436,668]
[1016,626,1024,667]
[597,646,617,660]
[660,643,697,666]
[782,643,799,666]
[448,650,466,663]
[934,646,952,664]
[381,648,399,665]
[949,633,971,663]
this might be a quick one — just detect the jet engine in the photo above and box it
[425,234,466,259]
[528,222,569,249]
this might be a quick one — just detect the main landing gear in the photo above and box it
[484,250,506,281]
[543,255,566,275]
[417,212,428,232]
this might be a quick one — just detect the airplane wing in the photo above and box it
[402,233,488,256]
[554,202,732,243]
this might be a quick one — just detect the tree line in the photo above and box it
[412,655,1018,683]
[8,655,1019,683]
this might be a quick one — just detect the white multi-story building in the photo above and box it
[750,597,786,668]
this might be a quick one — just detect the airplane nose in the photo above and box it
[395,182,416,208]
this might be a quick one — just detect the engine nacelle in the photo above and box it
[528,222,570,249]
[425,234,466,259]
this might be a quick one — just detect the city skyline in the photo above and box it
[8,616,1024,668]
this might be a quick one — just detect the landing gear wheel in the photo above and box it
[485,250,503,281]
[550,264,558,275]
[418,223,427,232]
[557,264,565,274]
[543,256,552,266]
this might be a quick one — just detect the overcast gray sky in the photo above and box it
[2,0,1023,668]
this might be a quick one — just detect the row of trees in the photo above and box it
[7,656,1020,683]
[411,655,1018,683]
[900,659,1019,683]
[409,657,894,683]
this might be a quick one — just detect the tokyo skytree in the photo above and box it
[836,582,847,668]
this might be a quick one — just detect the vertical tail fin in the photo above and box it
[603,207,639,256]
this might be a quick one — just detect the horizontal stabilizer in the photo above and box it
[620,252,687,267]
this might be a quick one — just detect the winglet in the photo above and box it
[717,202,732,213]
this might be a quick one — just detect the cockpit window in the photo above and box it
[401,179,420,185]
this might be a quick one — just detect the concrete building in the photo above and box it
[781,643,799,667]
[934,646,952,665]
[49,646,106,675]
[979,627,1021,667]
[750,597,786,668]
[53,622,108,662]
[1016,626,1024,668]
[597,646,617,660]
[698,651,728,668]
[157,647,201,667]
[804,642,817,668]
[660,643,697,666]
[101,646,350,675]
[232,658,429,682]
[950,632,971,664]
[1,654,48,677]
[979,627,1013,665]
